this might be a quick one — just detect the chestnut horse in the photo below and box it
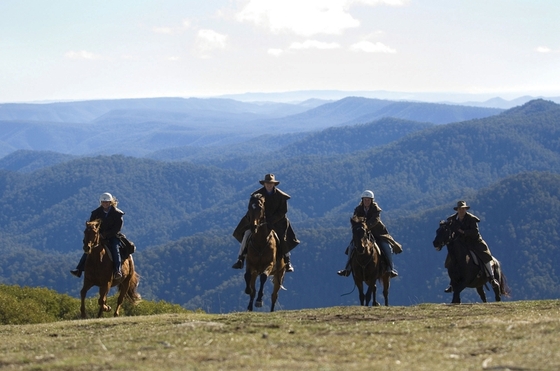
[350,216,391,306]
[80,219,141,318]
[433,219,510,304]
[244,193,286,312]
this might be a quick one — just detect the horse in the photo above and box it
[432,220,510,304]
[80,219,141,318]
[243,193,286,312]
[350,216,391,306]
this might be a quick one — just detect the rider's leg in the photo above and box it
[378,239,398,277]
[107,237,122,278]
[284,250,294,272]
[70,253,87,277]
[337,242,354,277]
[232,229,250,269]
[484,260,500,288]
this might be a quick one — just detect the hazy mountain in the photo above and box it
[0,97,503,158]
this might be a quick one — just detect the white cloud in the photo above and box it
[268,48,284,56]
[236,0,359,36]
[195,29,228,57]
[152,19,191,35]
[535,46,552,53]
[64,50,102,59]
[289,40,341,50]
[349,40,396,53]
[235,0,406,36]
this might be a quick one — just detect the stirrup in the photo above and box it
[286,262,294,272]
[232,259,244,269]
[444,285,453,293]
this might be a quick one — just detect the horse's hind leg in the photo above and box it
[255,273,267,308]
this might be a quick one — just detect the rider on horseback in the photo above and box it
[337,190,402,278]
[232,174,300,272]
[70,192,125,279]
[445,200,500,291]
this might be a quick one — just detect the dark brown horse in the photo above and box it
[350,216,391,306]
[80,219,141,318]
[244,193,286,312]
[433,220,510,304]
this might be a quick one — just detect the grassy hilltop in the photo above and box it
[0,300,558,370]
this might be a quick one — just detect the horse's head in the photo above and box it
[350,215,372,254]
[83,219,101,254]
[433,220,453,251]
[248,193,265,233]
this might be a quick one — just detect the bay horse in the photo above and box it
[80,219,141,318]
[350,216,391,306]
[244,193,286,312]
[432,220,510,304]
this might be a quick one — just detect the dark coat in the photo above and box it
[353,202,402,253]
[447,212,492,263]
[233,186,299,254]
[90,205,124,240]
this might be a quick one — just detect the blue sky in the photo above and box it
[1,0,559,103]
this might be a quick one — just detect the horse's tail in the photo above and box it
[120,256,142,304]
[495,259,511,297]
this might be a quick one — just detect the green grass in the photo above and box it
[0,300,558,370]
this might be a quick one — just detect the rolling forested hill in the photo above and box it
[0,99,558,312]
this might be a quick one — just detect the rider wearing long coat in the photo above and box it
[446,209,492,263]
[232,174,299,270]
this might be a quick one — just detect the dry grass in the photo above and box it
[0,300,558,370]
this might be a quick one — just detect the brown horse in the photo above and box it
[80,219,141,318]
[350,216,391,306]
[433,219,510,304]
[244,193,286,312]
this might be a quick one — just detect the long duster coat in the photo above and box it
[233,186,299,254]
[446,212,492,263]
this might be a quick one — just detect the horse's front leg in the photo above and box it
[356,281,366,306]
[245,271,258,312]
[365,285,372,306]
[370,281,380,307]
[476,285,488,303]
[80,282,93,319]
[255,273,267,308]
[97,283,112,318]
[270,268,285,312]
[382,275,390,307]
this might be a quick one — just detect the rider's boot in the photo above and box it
[284,252,294,272]
[232,255,245,269]
[485,261,500,288]
[379,240,398,278]
[232,230,249,269]
[70,253,87,278]
[337,242,354,277]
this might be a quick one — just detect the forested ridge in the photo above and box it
[0,99,558,312]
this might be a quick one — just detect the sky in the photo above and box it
[1,0,559,103]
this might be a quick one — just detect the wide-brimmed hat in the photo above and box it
[453,200,470,210]
[259,173,280,185]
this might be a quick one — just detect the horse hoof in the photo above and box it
[255,301,263,308]
[104,305,112,312]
